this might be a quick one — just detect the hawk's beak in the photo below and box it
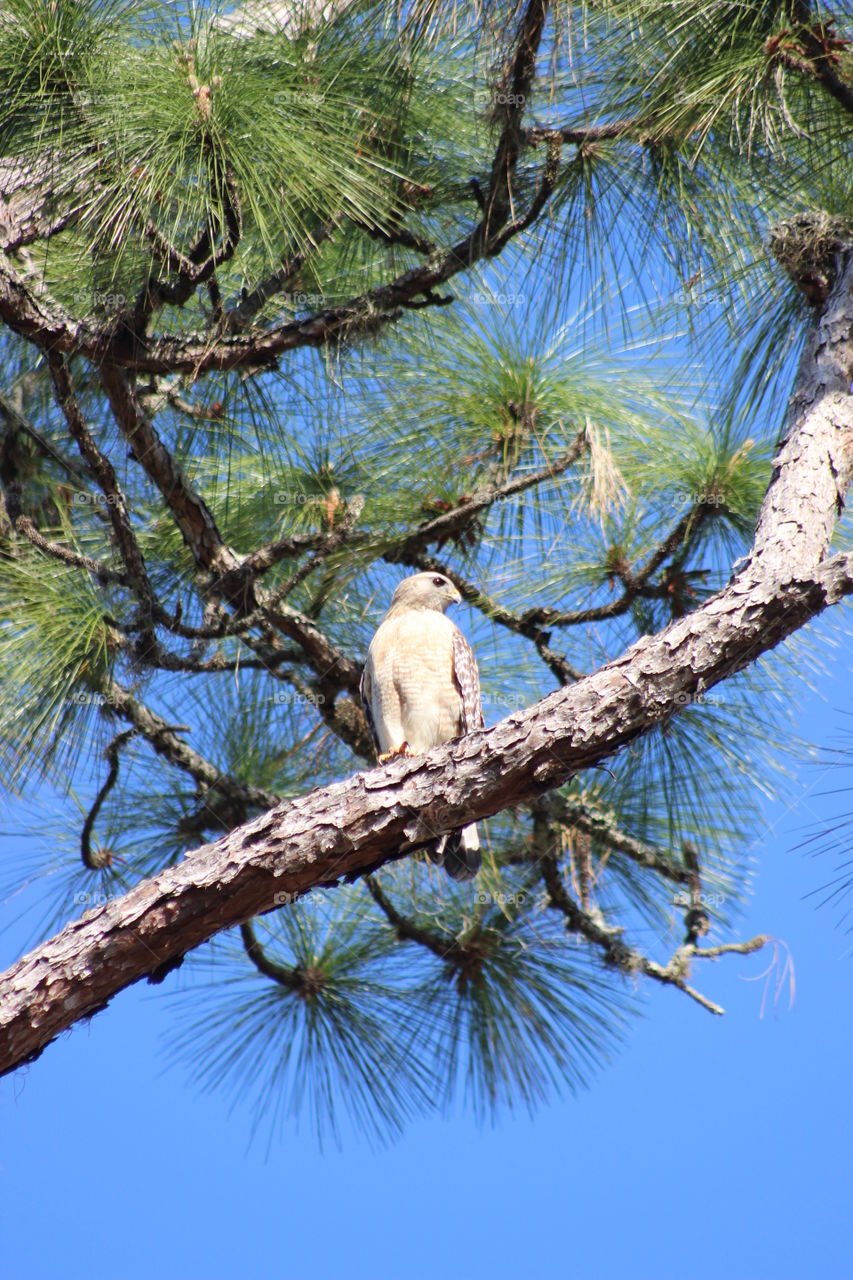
[450,585,462,606]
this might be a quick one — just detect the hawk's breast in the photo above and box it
[367,610,464,754]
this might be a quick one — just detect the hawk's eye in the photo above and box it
[432,576,445,587]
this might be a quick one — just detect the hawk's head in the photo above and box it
[389,572,462,613]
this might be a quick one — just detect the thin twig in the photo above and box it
[541,852,766,1016]
[522,501,712,629]
[240,920,302,990]
[80,731,136,869]
[15,515,128,585]
[365,875,469,965]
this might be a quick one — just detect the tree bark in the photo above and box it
[2,249,853,1079]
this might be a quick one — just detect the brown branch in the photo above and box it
[226,217,342,332]
[692,938,770,960]
[487,131,562,257]
[143,600,233,642]
[540,853,766,1016]
[177,581,365,691]
[110,630,302,675]
[46,352,157,628]
[239,495,365,580]
[0,197,546,375]
[14,515,128,586]
[521,500,713,629]
[523,119,648,147]
[365,876,468,964]
[744,268,853,580]
[485,0,550,234]
[99,363,241,580]
[239,920,302,989]
[143,222,211,283]
[118,564,364,704]
[80,731,136,869]
[134,165,242,327]
[778,6,853,118]
[240,531,333,575]
[361,220,439,258]
[389,430,588,560]
[680,839,710,943]
[1,534,852,1072]
[101,676,279,811]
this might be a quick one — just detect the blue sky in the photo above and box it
[2,607,852,1280]
[2,9,853,1269]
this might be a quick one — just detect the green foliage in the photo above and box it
[1,0,851,1144]
[0,546,115,789]
[166,877,630,1144]
[0,0,491,306]
[167,898,434,1146]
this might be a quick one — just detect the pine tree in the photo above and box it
[0,0,851,1142]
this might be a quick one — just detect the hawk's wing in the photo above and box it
[451,629,484,734]
[359,660,381,758]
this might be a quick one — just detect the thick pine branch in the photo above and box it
[14,515,128,586]
[2,542,851,1074]
[1,247,852,1075]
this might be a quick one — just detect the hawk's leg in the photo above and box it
[377,742,413,763]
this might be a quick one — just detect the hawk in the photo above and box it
[360,572,484,881]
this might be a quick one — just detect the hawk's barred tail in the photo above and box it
[426,825,481,882]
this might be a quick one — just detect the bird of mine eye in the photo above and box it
[360,572,484,881]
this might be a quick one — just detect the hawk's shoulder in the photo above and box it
[451,627,484,732]
[359,660,379,755]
